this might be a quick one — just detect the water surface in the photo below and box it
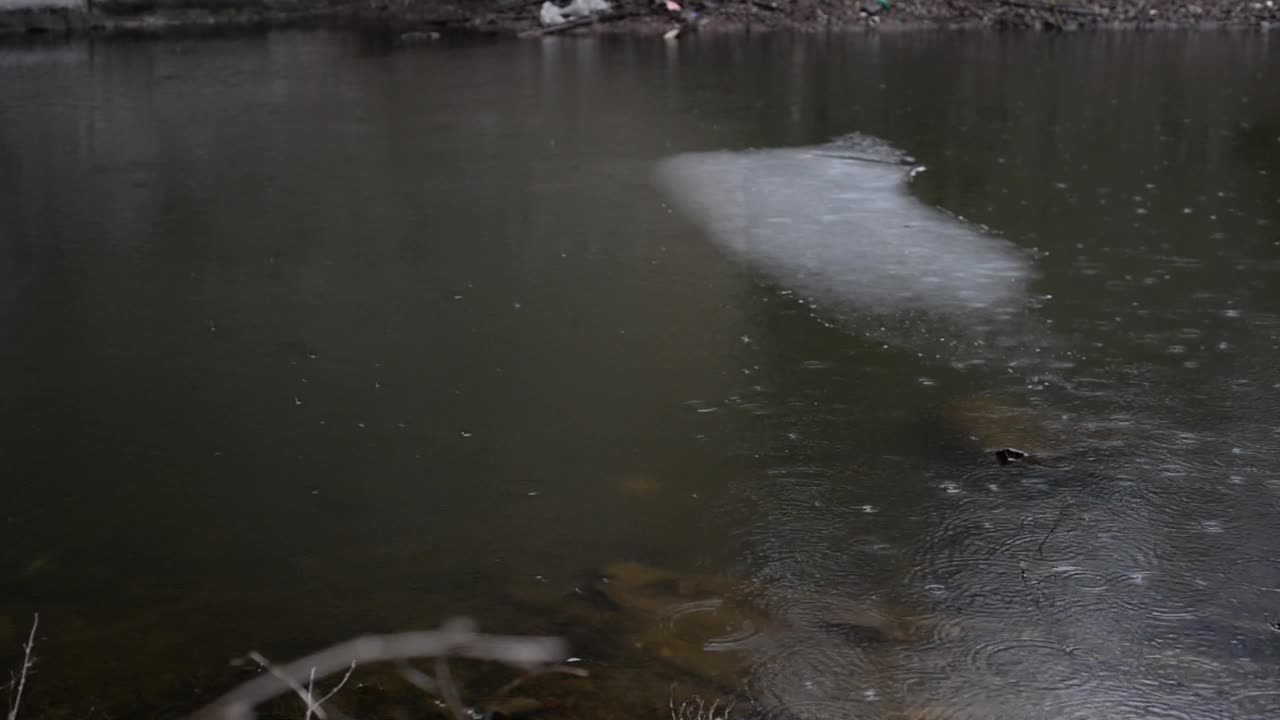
[1,30,1278,719]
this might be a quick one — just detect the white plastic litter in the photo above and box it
[569,0,612,14]
[540,0,612,24]
[539,1,567,25]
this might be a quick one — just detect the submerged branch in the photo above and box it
[488,661,588,707]
[434,656,467,720]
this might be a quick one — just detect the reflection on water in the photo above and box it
[1,30,1278,719]
[657,128,1280,718]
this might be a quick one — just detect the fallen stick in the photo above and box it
[189,619,568,720]
[994,0,1105,16]
[518,11,640,37]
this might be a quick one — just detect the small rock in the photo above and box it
[994,448,1029,465]
[396,31,441,46]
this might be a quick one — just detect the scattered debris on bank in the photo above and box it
[0,0,1277,39]
[377,0,1280,36]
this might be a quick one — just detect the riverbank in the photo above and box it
[1,0,1278,37]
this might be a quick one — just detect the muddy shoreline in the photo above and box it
[1,0,1277,38]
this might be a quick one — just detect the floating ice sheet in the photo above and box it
[656,134,1042,363]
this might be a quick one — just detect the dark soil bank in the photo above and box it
[2,0,1278,37]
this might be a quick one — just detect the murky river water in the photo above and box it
[1,30,1278,719]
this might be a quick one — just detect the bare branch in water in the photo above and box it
[310,662,355,720]
[190,618,568,720]
[6,613,38,720]
[247,652,316,717]
[395,661,440,695]
[399,656,588,720]
[670,687,737,720]
[246,656,356,720]
[306,668,315,720]
[1036,499,1073,558]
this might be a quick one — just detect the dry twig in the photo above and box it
[5,614,38,720]
[670,687,736,720]
[246,652,355,720]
